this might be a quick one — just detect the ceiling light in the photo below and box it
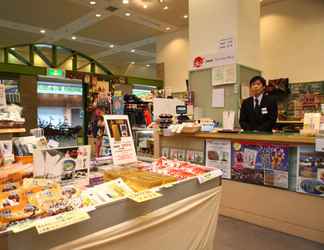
[165,27,171,31]
[11,48,15,51]
[96,13,101,17]
[109,44,115,48]
[89,1,96,5]
[184,15,188,19]
[143,4,148,9]
[131,49,136,53]
[40,29,46,34]
[131,62,135,65]
[159,0,164,3]
[125,12,131,16]
[122,0,129,4]
[146,64,151,67]
[72,36,77,40]
[163,6,169,10]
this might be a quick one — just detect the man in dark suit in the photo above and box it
[239,76,278,132]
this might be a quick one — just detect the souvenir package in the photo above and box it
[103,166,176,192]
[0,140,14,166]
[151,157,213,181]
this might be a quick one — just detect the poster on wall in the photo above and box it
[231,142,289,188]
[297,146,324,196]
[205,140,231,179]
[33,146,91,185]
[104,115,137,165]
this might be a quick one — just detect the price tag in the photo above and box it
[197,169,223,184]
[315,137,324,152]
[127,190,162,203]
[36,210,90,234]
[11,220,36,233]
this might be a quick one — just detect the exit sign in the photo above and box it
[47,68,65,77]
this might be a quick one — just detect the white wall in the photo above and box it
[156,28,189,92]
[261,0,324,82]
[124,64,157,79]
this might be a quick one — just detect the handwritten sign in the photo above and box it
[127,190,162,203]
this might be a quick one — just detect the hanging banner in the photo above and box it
[205,140,231,179]
[104,115,137,165]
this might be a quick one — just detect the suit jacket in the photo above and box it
[239,94,278,132]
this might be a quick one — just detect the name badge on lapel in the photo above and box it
[261,107,268,114]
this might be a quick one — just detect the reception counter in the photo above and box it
[154,131,324,244]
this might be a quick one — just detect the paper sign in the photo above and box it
[11,220,36,233]
[197,169,223,184]
[127,190,162,203]
[223,111,235,130]
[0,84,6,106]
[212,66,225,86]
[315,137,324,152]
[205,140,231,179]
[224,64,236,84]
[104,115,137,165]
[36,210,90,234]
[212,88,225,108]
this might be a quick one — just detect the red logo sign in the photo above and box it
[193,56,204,68]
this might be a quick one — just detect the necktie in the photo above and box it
[255,98,260,111]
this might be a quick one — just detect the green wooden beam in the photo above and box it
[29,45,34,66]
[72,53,77,72]
[0,63,46,75]
[52,45,57,67]
[8,49,31,66]
[33,46,54,68]
[4,48,9,64]
[90,62,96,74]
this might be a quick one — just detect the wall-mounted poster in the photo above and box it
[231,142,289,188]
[297,146,324,196]
[104,115,137,165]
[205,140,231,179]
[33,146,91,185]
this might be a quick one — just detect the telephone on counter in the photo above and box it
[176,105,190,124]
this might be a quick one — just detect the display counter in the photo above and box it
[155,131,324,244]
[0,176,222,250]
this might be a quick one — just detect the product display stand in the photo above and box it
[0,176,222,250]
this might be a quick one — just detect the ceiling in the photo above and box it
[0,0,276,74]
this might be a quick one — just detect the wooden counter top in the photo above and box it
[160,132,315,145]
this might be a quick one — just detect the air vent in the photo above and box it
[106,6,119,12]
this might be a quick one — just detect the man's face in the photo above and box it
[250,80,265,97]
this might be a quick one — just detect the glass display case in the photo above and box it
[133,128,154,162]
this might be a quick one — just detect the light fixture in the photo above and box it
[72,36,77,40]
[143,4,148,9]
[131,49,136,53]
[159,0,164,3]
[122,0,129,4]
[89,1,96,5]
[11,48,15,51]
[96,13,101,17]
[163,6,168,10]
[165,27,171,31]
[184,14,188,19]
[109,44,115,48]
[125,12,131,16]
[131,62,135,65]
[40,29,46,34]
[146,64,151,67]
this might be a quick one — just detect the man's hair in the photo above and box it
[250,76,266,87]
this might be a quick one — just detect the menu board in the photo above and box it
[104,115,137,165]
[231,142,289,188]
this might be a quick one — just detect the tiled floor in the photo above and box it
[214,216,324,250]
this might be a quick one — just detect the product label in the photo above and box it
[127,190,162,203]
